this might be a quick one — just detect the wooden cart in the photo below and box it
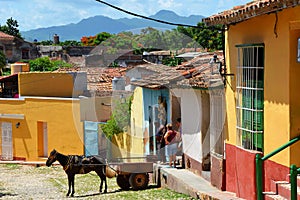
[109,161,154,191]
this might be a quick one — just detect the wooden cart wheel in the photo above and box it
[129,173,149,190]
[116,174,130,191]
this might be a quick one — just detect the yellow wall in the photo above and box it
[225,6,300,166]
[19,72,80,97]
[109,87,145,160]
[0,97,84,161]
[289,21,300,165]
[129,87,145,156]
[80,96,112,122]
[11,63,30,74]
[111,131,145,161]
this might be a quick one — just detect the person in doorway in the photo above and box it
[176,117,185,168]
[176,117,182,153]
[164,123,180,167]
[176,118,182,136]
[158,96,167,126]
[156,124,166,163]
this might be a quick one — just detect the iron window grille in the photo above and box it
[236,44,264,151]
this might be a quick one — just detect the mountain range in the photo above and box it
[21,10,204,42]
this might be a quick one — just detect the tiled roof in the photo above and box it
[143,50,171,56]
[203,0,300,26]
[56,51,223,94]
[0,73,18,82]
[177,51,224,89]
[131,51,224,89]
[131,64,185,89]
[38,45,63,52]
[0,31,14,41]
[57,66,127,96]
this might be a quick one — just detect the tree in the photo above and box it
[100,115,123,140]
[35,40,53,45]
[81,32,112,46]
[29,57,71,72]
[59,40,82,46]
[94,32,112,45]
[29,57,54,71]
[162,57,183,66]
[139,28,166,49]
[0,17,22,39]
[100,95,132,140]
[0,51,6,76]
[177,22,224,51]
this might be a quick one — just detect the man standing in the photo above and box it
[164,123,179,167]
[176,118,185,168]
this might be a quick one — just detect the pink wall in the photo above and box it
[225,143,291,199]
[225,143,258,200]
[264,160,289,191]
[211,153,226,190]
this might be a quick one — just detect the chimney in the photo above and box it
[53,34,60,44]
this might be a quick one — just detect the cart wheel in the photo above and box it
[116,174,130,191]
[129,173,149,190]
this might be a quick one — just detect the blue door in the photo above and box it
[84,121,99,156]
[143,89,170,156]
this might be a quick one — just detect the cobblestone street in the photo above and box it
[0,164,192,200]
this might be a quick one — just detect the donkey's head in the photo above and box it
[46,149,58,167]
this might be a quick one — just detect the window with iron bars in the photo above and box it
[236,44,264,151]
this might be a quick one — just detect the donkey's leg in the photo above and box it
[100,175,103,193]
[71,175,75,197]
[102,167,107,193]
[96,169,107,193]
[100,174,107,193]
[103,174,107,193]
[67,174,72,196]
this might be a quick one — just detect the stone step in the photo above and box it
[265,194,287,200]
[276,181,300,200]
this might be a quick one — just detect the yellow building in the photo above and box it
[204,1,300,199]
[0,71,87,161]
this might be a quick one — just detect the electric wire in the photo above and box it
[94,0,223,31]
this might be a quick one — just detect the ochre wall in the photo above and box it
[129,87,145,156]
[0,97,84,161]
[111,131,144,161]
[289,23,300,165]
[225,6,300,167]
[80,96,112,122]
[19,72,75,97]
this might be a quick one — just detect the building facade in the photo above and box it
[204,1,300,199]
[0,71,87,161]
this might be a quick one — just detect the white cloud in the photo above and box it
[158,0,175,8]
[0,0,250,31]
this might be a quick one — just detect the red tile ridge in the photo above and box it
[180,68,197,76]
[203,0,300,26]
[0,31,14,38]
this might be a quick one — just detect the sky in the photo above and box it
[0,0,250,31]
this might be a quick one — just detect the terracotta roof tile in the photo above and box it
[57,66,127,94]
[0,31,14,41]
[131,52,224,89]
[131,64,183,89]
[0,73,18,82]
[203,0,300,26]
[57,52,224,93]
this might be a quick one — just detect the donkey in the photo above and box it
[46,149,108,197]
